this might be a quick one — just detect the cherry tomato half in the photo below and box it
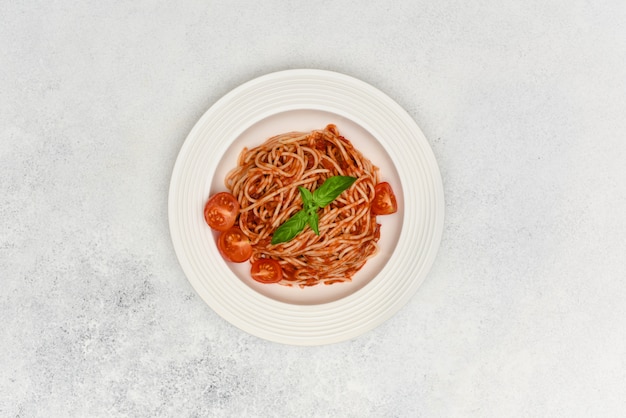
[204,192,239,231]
[371,182,398,215]
[250,259,283,284]
[217,227,252,263]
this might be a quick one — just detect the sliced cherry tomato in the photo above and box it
[204,192,239,231]
[250,259,283,284]
[371,182,398,215]
[217,227,252,263]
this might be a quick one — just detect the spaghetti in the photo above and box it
[225,124,381,287]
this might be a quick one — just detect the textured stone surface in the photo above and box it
[2,1,626,416]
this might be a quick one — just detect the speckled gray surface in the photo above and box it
[2,1,626,417]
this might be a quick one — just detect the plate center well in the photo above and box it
[209,109,404,305]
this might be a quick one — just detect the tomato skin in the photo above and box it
[371,182,398,215]
[250,259,283,284]
[204,192,239,232]
[217,227,252,263]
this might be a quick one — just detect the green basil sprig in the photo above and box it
[270,176,357,245]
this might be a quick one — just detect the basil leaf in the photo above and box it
[308,212,320,235]
[271,210,307,245]
[298,186,314,209]
[313,176,357,208]
[271,175,358,244]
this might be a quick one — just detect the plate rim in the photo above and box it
[168,68,444,345]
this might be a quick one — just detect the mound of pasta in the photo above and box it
[203,124,397,287]
[221,124,393,287]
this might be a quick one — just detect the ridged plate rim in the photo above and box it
[168,69,444,345]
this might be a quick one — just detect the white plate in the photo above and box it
[169,69,444,345]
